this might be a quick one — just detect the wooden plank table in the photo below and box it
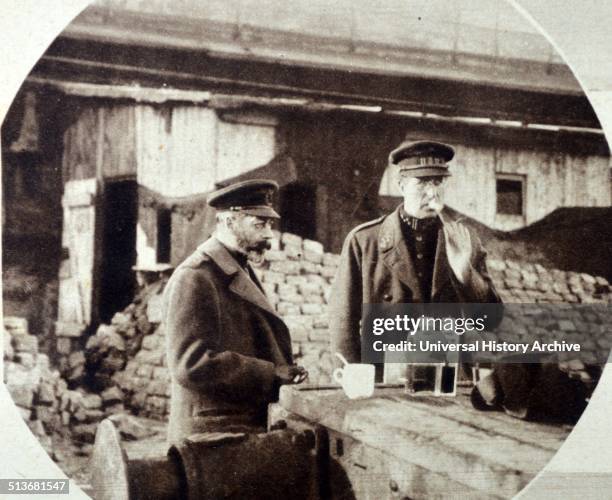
[270,385,571,499]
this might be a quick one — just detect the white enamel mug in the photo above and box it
[333,363,375,399]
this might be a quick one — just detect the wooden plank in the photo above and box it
[62,106,99,182]
[494,148,612,227]
[57,178,98,327]
[27,77,211,103]
[135,104,218,197]
[269,403,497,499]
[279,386,569,498]
[101,105,137,178]
[326,430,500,500]
[169,106,218,196]
[415,392,570,450]
[55,321,87,338]
[215,112,277,183]
[38,37,599,128]
[135,104,171,194]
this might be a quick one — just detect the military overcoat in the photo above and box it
[329,205,501,364]
[164,237,292,444]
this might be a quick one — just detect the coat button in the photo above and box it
[417,253,423,259]
[416,235,423,242]
[383,293,392,301]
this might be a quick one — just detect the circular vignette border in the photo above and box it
[0,1,611,499]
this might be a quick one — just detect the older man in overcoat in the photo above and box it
[164,179,307,444]
[329,140,501,376]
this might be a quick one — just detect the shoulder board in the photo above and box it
[351,215,386,234]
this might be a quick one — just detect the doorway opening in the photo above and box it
[156,207,172,264]
[279,182,316,240]
[99,179,138,324]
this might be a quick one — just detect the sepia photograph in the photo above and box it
[1,0,611,498]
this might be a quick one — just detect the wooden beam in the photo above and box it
[26,76,211,104]
[31,37,600,128]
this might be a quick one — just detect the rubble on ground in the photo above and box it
[4,317,130,458]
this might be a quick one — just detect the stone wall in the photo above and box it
[489,259,611,305]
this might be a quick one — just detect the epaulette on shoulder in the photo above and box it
[350,215,386,235]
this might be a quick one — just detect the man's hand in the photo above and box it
[439,212,472,284]
[275,364,309,385]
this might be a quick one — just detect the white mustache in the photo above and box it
[427,199,444,213]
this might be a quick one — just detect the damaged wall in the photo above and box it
[133,105,279,267]
[2,90,64,354]
[60,97,280,268]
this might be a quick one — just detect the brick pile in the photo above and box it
[100,237,611,421]
[55,326,86,389]
[85,278,164,390]
[113,326,170,418]
[3,266,59,355]
[488,259,612,305]
[253,232,339,386]
[484,259,611,379]
[82,276,168,419]
[3,317,117,458]
[11,233,608,426]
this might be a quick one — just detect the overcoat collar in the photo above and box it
[378,205,454,300]
[198,237,280,319]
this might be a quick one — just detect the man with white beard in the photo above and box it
[164,179,307,444]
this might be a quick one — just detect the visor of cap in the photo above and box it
[397,166,452,178]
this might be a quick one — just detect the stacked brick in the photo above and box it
[80,277,170,419]
[484,259,611,376]
[14,234,606,426]
[55,329,87,388]
[85,278,164,391]
[113,325,170,419]
[91,237,612,421]
[488,259,611,305]
[253,232,339,386]
[3,317,115,458]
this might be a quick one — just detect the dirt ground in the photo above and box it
[51,417,167,498]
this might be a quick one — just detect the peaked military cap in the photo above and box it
[389,140,455,177]
[208,179,280,219]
